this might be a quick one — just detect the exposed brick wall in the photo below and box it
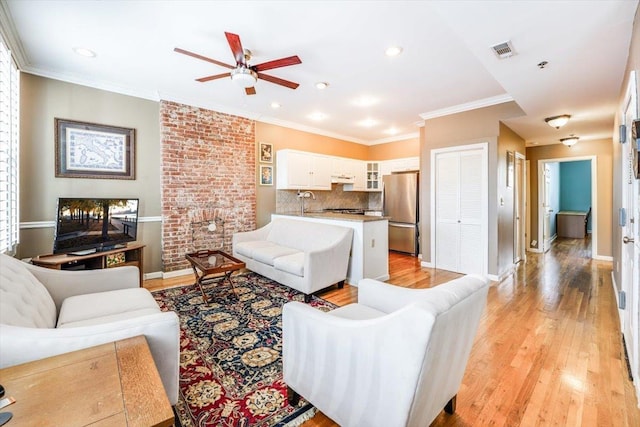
[160,101,256,272]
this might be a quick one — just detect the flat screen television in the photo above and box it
[53,198,139,254]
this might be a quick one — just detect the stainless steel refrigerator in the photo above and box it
[383,172,419,255]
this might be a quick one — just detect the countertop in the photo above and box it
[276,212,389,222]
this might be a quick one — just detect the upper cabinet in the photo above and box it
[380,156,420,176]
[276,149,332,190]
[366,162,381,191]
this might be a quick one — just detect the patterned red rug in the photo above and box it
[153,272,336,426]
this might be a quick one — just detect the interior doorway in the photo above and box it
[514,152,526,263]
[537,156,597,256]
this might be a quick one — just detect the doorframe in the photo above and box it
[430,142,489,276]
[536,156,598,257]
[514,151,526,263]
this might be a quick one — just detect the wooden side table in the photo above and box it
[185,249,246,304]
[0,335,173,427]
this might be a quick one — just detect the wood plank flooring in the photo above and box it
[145,237,640,426]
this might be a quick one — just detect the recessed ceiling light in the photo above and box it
[315,82,329,90]
[385,46,403,57]
[270,102,281,109]
[73,47,96,58]
[308,112,327,121]
[358,118,378,128]
[384,127,400,135]
[353,96,380,107]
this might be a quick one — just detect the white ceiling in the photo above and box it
[1,0,637,146]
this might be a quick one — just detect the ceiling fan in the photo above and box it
[174,32,302,95]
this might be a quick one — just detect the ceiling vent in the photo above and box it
[491,41,516,59]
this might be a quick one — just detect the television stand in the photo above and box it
[31,243,145,286]
[68,248,97,256]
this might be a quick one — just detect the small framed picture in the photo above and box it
[260,165,273,186]
[259,142,273,163]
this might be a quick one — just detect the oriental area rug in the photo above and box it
[152,272,337,427]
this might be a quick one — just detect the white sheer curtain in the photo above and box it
[0,38,19,255]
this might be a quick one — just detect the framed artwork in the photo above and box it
[259,142,273,163]
[260,165,273,186]
[506,151,514,188]
[55,118,135,179]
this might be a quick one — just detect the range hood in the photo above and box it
[331,175,355,184]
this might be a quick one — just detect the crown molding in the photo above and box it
[419,94,514,120]
[0,1,29,68]
[256,116,369,145]
[368,132,420,145]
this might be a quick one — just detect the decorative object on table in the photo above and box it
[152,272,335,427]
[260,165,273,186]
[55,118,135,179]
[260,142,273,163]
[190,208,227,252]
[105,252,126,267]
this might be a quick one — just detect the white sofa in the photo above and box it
[283,274,490,427]
[233,217,354,302]
[0,253,180,406]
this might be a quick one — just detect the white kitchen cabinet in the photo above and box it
[343,160,367,191]
[366,162,381,191]
[276,149,332,190]
[380,156,420,176]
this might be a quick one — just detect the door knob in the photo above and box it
[623,236,635,244]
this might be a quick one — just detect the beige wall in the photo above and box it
[526,139,613,258]
[18,73,163,272]
[368,137,420,160]
[420,101,526,277]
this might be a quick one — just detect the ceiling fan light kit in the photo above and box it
[545,114,571,129]
[231,67,258,88]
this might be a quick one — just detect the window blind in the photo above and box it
[0,39,19,254]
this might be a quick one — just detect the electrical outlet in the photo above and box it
[371,238,375,248]
[531,240,537,247]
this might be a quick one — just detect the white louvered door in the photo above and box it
[433,146,487,275]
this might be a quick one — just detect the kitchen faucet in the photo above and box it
[297,190,316,215]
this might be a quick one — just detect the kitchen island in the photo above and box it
[272,213,389,286]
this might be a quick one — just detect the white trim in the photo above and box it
[430,142,489,276]
[0,2,28,69]
[143,271,163,280]
[419,94,514,120]
[20,215,162,229]
[527,247,543,254]
[162,268,192,279]
[368,132,420,145]
[537,156,598,258]
[420,260,434,268]
[487,274,500,282]
[593,255,613,262]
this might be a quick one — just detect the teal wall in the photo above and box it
[560,160,592,231]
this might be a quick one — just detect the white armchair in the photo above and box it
[0,254,180,406]
[282,274,489,427]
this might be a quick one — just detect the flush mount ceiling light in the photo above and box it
[358,118,378,128]
[230,67,258,88]
[384,127,400,135]
[73,47,96,58]
[353,96,379,107]
[308,112,327,121]
[561,136,579,147]
[315,82,329,90]
[270,102,281,109]
[385,46,403,57]
[545,114,571,129]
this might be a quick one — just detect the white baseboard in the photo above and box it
[162,268,192,279]
[527,247,543,253]
[420,260,433,268]
[143,271,163,280]
[593,254,613,262]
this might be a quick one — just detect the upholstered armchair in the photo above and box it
[0,254,180,406]
[282,274,489,427]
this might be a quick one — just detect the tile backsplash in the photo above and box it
[276,184,382,214]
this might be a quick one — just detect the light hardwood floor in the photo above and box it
[145,237,640,426]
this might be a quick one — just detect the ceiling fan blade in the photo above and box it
[245,87,257,95]
[196,72,231,83]
[174,47,234,69]
[225,32,246,65]
[257,72,299,89]
[253,55,302,72]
